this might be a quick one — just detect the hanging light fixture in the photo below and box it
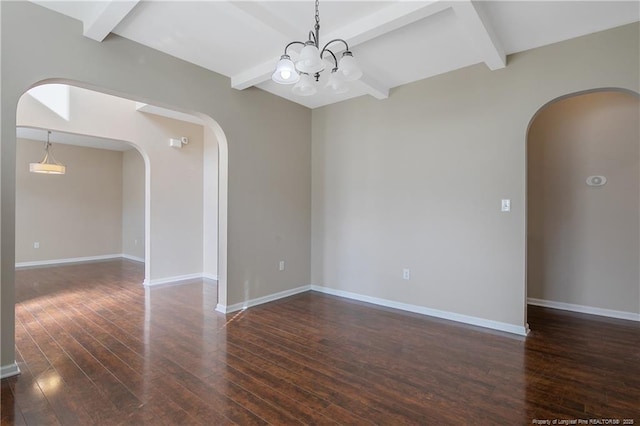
[271,0,362,96]
[29,131,66,175]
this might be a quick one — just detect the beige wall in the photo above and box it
[16,138,123,263]
[527,91,639,314]
[17,87,206,283]
[2,2,312,369]
[312,23,639,330]
[122,149,145,261]
[203,125,219,279]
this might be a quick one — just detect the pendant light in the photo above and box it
[29,131,66,175]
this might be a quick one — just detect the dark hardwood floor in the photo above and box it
[2,260,639,425]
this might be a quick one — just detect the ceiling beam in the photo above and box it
[231,0,451,92]
[83,0,140,42]
[358,74,390,100]
[452,0,506,70]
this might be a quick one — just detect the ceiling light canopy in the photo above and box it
[29,130,66,175]
[271,0,362,97]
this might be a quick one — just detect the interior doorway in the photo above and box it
[15,83,223,292]
[526,89,640,321]
[15,126,147,274]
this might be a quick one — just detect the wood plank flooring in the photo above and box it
[2,260,639,425]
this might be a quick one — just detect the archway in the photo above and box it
[526,89,640,322]
[1,80,230,379]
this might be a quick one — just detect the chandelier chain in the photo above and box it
[315,0,319,24]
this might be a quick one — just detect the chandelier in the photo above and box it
[271,0,362,96]
[29,130,66,175]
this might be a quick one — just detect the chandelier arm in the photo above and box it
[321,49,338,70]
[321,39,350,55]
[308,30,319,47]
[283,40,306,55]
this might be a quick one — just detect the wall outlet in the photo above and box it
[33,242,40,249]
[402,268,411,280]
[279,260,285,271]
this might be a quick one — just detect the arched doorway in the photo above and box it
[526,89,640,321]
[0,80,230,379]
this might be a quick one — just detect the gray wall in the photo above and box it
[1,2,311,370]
[16,139,123,263]
[528,91,639,314]
[122,149,145,261]
[311,23,639,329]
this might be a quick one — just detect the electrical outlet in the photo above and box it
[279,260,285,271]
[402,268,411,280]
[34,242,40,249]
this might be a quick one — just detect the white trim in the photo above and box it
[143,273,204,287]
[216,285,311,314]
[527,298,640,322]
[202,273,218,281]
[0,363,20,379]
[311,285,529,336]
[121,254,144,263]
[15,254,122,269]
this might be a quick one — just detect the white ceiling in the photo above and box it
[31,1,640,109]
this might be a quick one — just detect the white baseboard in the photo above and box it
[143,273,204,287]
[527,298,640,322]
[202,273,219,281]
[0,362,20,379]
[216,285,311,314]
[16,254,123,269]
[311,285,529,336]
[121,254,145,263]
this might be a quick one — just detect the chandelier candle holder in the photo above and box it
[271,0,362,96]
[29,130,66,175]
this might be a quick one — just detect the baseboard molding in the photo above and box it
[217,285,311,314]
[16,254,123,269]
[0,362,20,379]
[311,285,529,336]
[121,254,145,263]
[143,273,204,287]
[202,274,219,281]
[527,298,640,322]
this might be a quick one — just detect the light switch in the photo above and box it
[501,199,511,212]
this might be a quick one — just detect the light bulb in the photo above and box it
[272,55,300,84]
[338,52,362,81]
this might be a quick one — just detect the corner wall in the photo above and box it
[311,23,639,332]
[122,149,145,261]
